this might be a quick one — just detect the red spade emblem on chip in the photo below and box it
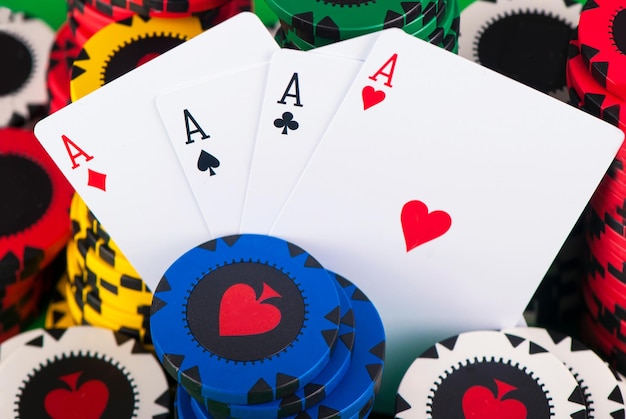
[401,200,451,251]
[219,282,282,336]
[44,372,109,419]
[462,379,527,419]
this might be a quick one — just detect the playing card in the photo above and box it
[270,29,623,408]
[241,50,363,233]
[34,13,279,290]
[157,64,270,237]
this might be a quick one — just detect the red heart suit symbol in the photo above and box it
[401,200,451,251]
[462,380,527,419]
[219,283,282,336]
[362,85,385,110]
[44,372,109,419]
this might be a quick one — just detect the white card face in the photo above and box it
[272,29,623,353]
[157,64,270,237]
[241,50,362,234]
[34,13,278,290]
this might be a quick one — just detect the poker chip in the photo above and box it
[70,14,205,102]
[146,0,232,16]
[264,0,424,42]
[402,0,445,34]
[0,7,54,126]
[395,330,587,418]
[567,33,626,131]
[0,326,170,417]
[191,273,384,419]
[502,326,626,417]
[150,234,342,405]
[46,22,81,115]
[44,274,78,329]
[278,274,383,419]
[0,128,73,283]
[578,0,626,101]
[66,239,154,347]
[177,384,200,419]
[458,0,581,101]
[202,272,356,418]
[68,193,153,311]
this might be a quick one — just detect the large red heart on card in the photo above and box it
[462,380,527,419]
[219,283,282,336]
[44,372,109,419]
[362,85,386,110]
[401,200,451,251]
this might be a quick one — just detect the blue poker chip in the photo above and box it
[201,271,357,418]
[150,234,342,405]
[176,385,198,419]
[285,274,385,419]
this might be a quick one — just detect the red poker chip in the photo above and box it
[585,272,626,318]
[590,177,626,220]
[0,278,44,336]
[582,298,626,359]
[586,236,626,280]
[587,199,626,241]
[145,0,232,16]
[0,271,40,311]
[70,0,135,43]
[75,0,230,18]
[582,286,626,352]
[567,35,626,131]
[578,0,626,101]
[580,312,625,369]
[0,128,73,282]
[585,241,626,312]
[210,0,251,24]
[46,23,81,115]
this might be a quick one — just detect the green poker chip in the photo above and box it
[413,0,458,46]
[400,0,444,35]
[0,0,67,29]
[406,0,448,41]
[265,0,426,42]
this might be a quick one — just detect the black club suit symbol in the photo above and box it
[274,111,299,135]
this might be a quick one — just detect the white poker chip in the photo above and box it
[0,326,170,418]
[458,0,581,102]
[395,330,587,418]
[503,327,625,418]
[0,7,54,126]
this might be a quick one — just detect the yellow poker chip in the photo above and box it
[70,193,143,286]
[70,14,205,102]
[67,248,150,330]
[64,275,153,349]
[44,274,77,329]
[67,238,153,311]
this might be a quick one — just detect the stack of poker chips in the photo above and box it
[0,128,73,342]
[0,326,171,417]
[46,22,80,114]
[151,234,386,419]
[395,327,626,418]
[268,0,459,54]
[0,7,54,127]
[565,0,626,375]
[65,193,154,349]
